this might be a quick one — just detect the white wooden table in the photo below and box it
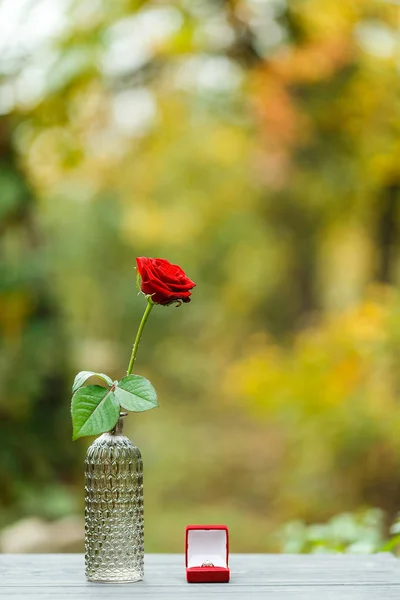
[1,553,400,599]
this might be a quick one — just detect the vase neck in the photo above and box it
[111,412,128,435]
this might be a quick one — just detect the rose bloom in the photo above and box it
[136,257,196,305]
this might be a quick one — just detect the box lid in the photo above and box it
[185,525,229,568]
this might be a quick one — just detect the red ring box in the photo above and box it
[185,525,230,583]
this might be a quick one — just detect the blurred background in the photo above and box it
[1,0,400,554]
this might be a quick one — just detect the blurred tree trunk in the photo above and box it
[376,183,399,284]
[0,117,79,524]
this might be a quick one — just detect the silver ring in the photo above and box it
[201,560,214,567]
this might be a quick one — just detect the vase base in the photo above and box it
[86,575,143,584]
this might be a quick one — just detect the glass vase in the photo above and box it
[84,412,144,582]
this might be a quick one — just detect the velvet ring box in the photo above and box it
[185,525,230,583]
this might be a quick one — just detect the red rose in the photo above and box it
[136,257,196,305]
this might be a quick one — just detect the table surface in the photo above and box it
[1,553,400,599]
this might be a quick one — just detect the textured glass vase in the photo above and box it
[84,412,144,582]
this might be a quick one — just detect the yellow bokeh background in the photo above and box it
[1,0,400,553]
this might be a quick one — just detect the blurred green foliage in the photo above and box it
[1,0,400,551]
[279,508,400,555]
[279,509,390,554]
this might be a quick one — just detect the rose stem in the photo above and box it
[127,299,154,375]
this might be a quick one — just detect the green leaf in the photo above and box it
[71,385,120,440]
[115,375,158,412]
[381,533,400,553]
[72,371,113,393]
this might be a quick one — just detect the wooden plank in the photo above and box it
[0,554,400,599]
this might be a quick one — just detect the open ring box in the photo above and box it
[185,525,230,583]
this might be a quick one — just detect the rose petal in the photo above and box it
[135,256,195,305]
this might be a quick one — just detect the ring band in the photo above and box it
[201,560,214,567]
